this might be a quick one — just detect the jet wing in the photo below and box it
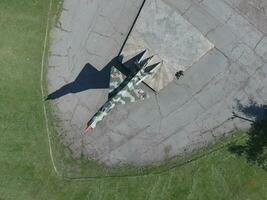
[111,78,148,105]
[108,65,148,105]
[109,66,126,93]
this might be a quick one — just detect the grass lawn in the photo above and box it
[0,0,267,199]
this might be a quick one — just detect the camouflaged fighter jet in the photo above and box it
[85,50,162,132]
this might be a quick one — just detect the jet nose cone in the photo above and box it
[84,125,93,133]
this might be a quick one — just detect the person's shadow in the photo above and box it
[46,51,146,100]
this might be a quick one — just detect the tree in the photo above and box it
[229,100,267,170]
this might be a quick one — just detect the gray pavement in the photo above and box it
[47,0,267,166]
[121,0,213,92]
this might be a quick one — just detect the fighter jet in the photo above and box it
[85,50,162,132]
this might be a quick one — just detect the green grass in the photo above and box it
[0,0,267,199]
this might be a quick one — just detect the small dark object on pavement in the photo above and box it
[175,70,184,80]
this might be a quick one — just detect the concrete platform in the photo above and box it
[121,0,213,92]
[47,0,267,166]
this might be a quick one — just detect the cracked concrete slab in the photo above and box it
[224,0,267,35]
[121,0,214,92]
[47,0,267,166]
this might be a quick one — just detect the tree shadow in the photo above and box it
[234,99,267,122]
[229,99,267,170]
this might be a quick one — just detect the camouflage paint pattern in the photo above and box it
[85,52,162,132]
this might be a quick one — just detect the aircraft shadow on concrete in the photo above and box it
[46,51,146,101]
